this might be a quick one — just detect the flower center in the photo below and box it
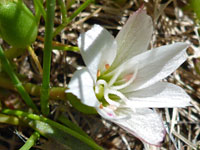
[95,64,138,110]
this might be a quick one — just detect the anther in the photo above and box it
[99,103,103,109]
[105,64,110,70]
[97,70,101,77]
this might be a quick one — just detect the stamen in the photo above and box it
[104,89,120,107]
[96,79,107,87]
[107,89,129,103]
[104,107,129,120]
[117,105,136,113]
[97,70,101,77]
[124,73,133,82]
[108,66,123,86]
[112,65,138,90]
[99,103,103,109]
[97,105,130,120]
[112,73,136,90]
[95,79,107,94]
[108,105,117,111]
[105,64,110,70]
[98,107,116,119]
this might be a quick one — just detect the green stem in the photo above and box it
[40,0,56,116]
[53,45,79,51]
[18,0,23,3]
[34,0,46,22]
[58,0,67,22]
[0,46,39,112]
[2,109,103,150]
[0,74,67,100]
[33,0,40,23]
[58,114,91,139]
[0,74,97,114]
[19,131,40,150]
[0,113,19,125]
[53,0,94,37]
[0,100,1,110]
[66,0,76,10]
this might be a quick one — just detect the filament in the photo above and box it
[108,66,123,86]
[95,79,107,94]
[112,66,138,90]
[104,88,120,107]
[106,88,129,103]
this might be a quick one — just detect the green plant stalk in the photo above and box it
[0,46,39,112]
[0,74,97,114]
[0,113,19,125]
[0,100,1,110]
[0,74,67,100]
[2,109,103,150]
[58,0,67,22]
[53,0,94,37]
[194,62,200,75]
[58,114,91,139]
[34,0,46,22]
[33,0,40,23]
[19,131,40,150]
[66,0,76,10]
[40,0,56,116]
[53,45,79,51]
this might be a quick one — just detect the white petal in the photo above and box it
[113,108,166,146]
[78,25,117,81]
[66,68,99,107]
[123,42,188,92]
[111,8,153,68]
[124,82,191,108]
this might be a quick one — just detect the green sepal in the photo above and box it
[66,93,97,115]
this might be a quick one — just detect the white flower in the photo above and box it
[66,8,191,146]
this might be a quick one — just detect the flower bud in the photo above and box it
[0,1,38,48]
